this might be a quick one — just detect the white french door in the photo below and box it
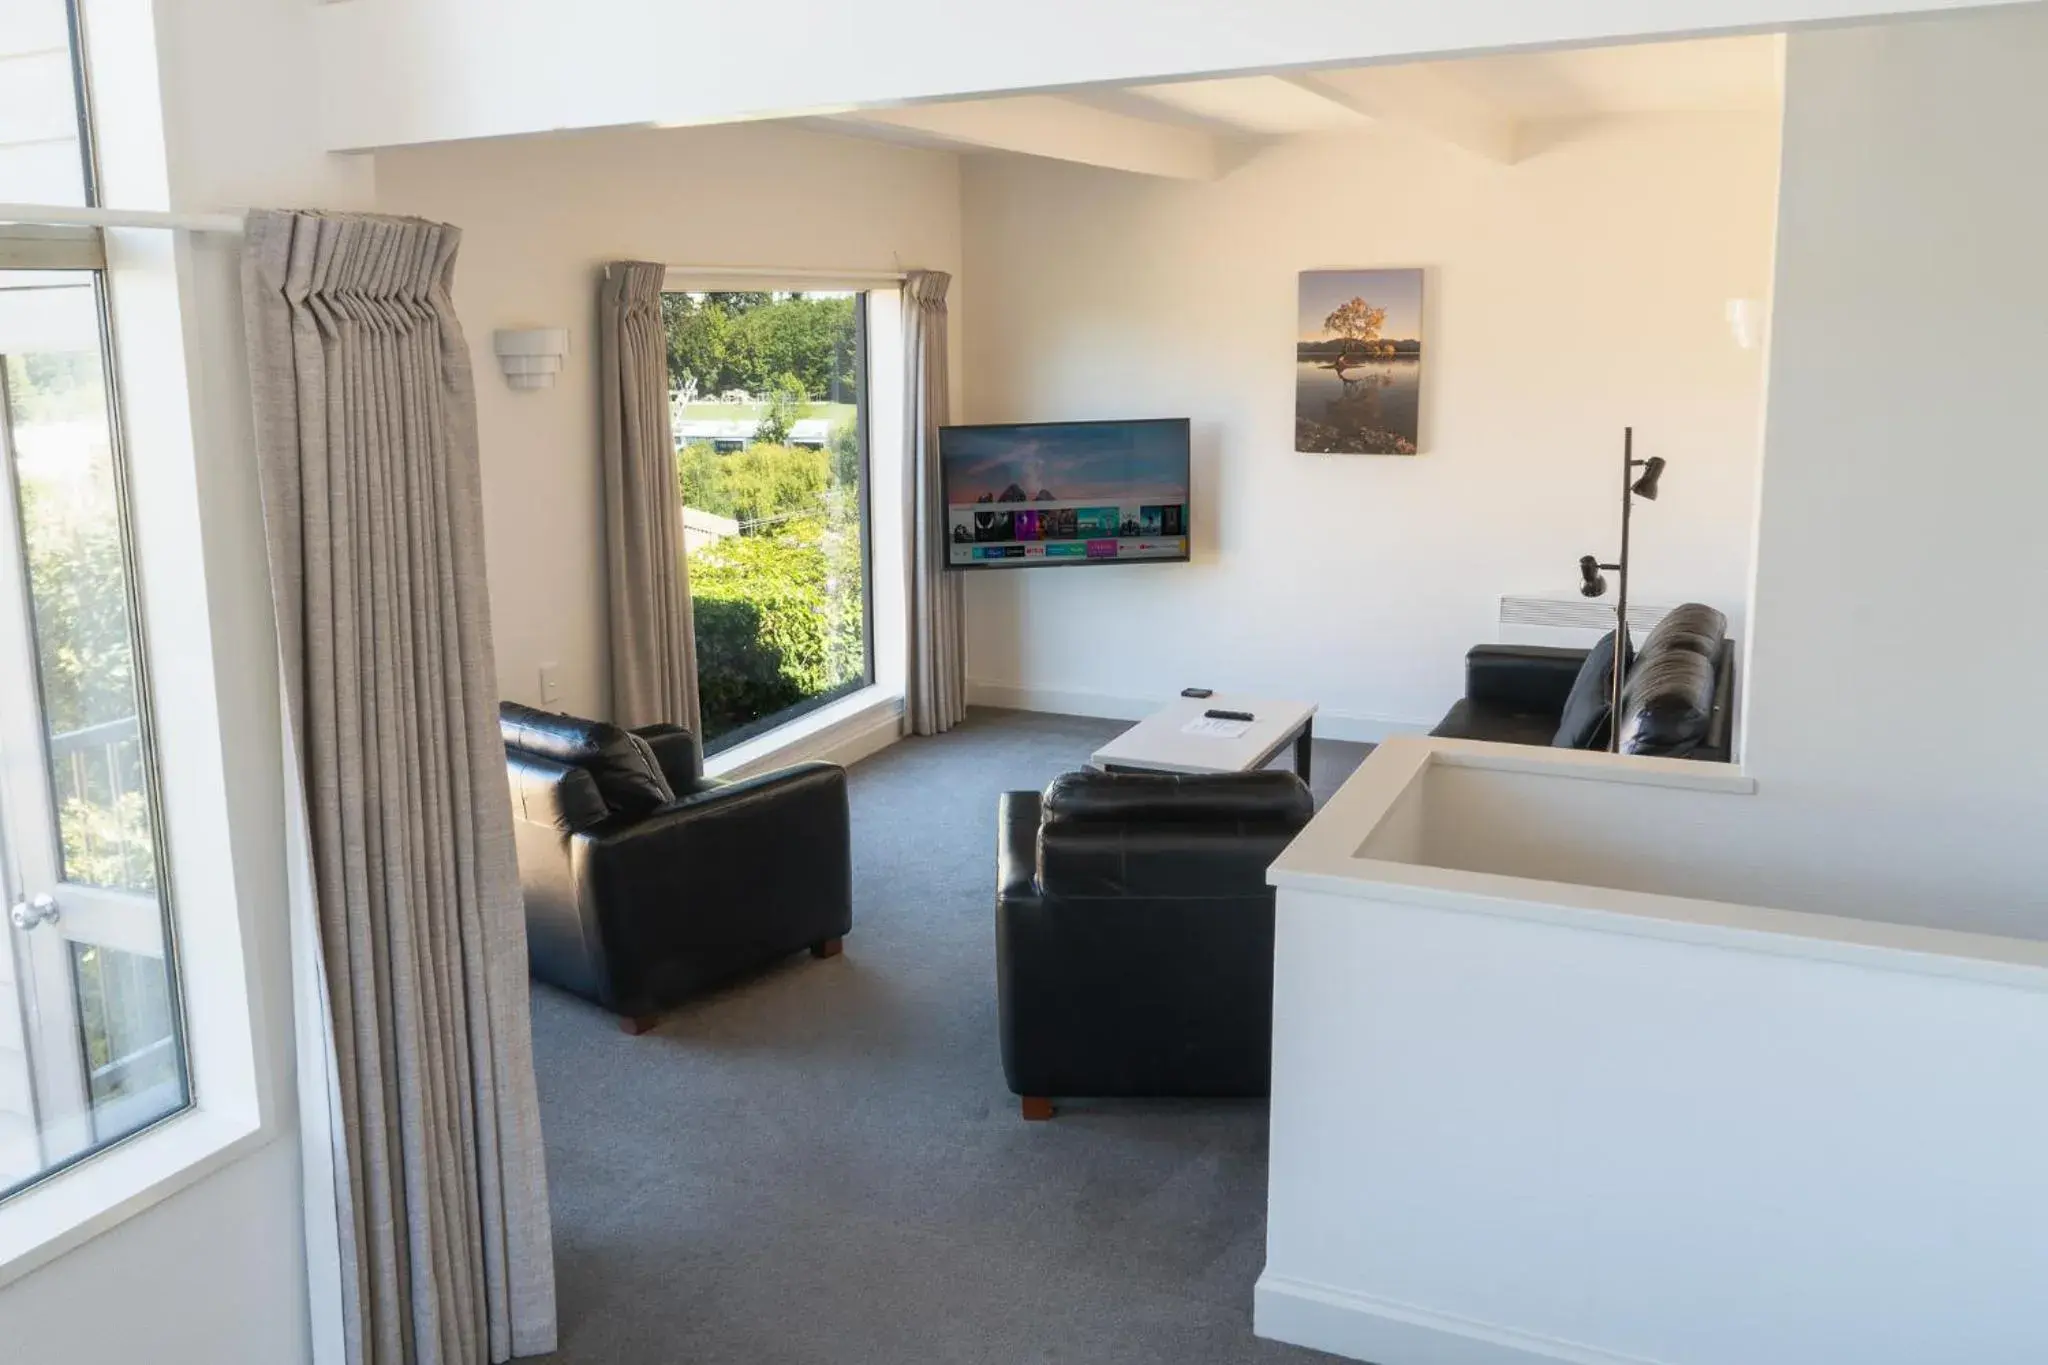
[0,266,185,1196]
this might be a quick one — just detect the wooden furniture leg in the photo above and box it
[811,936,844,959]
[1020,1096,1055,1121]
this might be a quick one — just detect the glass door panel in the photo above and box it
[0,268,185,1198]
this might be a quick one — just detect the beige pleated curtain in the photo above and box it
[242,210,557,1365]
[903,270,966,735]
[599,262,700,733]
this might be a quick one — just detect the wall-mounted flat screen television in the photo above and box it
[939,418,1191,569]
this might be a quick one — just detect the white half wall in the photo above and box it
[310,0,2035,152]
[959,114,1779,734]
[372,122,963,724]
[1736,4,2048,934]
[1259,739,2048,1365]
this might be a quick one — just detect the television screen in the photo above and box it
[939,418,1191,569]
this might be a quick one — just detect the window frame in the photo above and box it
[0,0,281,1287]
[0,260,194,1204]
[61,0,102,210]
[665,286,881,757]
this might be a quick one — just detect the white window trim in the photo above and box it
[0,0,277,1284]
[703,684,904,781]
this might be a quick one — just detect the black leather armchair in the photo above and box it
[995,769,1315,1119]
[501,702,851,1033]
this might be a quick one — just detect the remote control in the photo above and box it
[1204,708,1255,722]
[1180,687,1213,698]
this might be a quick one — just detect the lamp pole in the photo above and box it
[1579,428,1664,752]
[1610,427,1634,752]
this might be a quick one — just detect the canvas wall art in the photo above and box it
[1295,268,1425,455]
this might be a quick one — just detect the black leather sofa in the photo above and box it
[995,769,1315,1119]
[1432,607,1737,761]
[500,702,851,1032]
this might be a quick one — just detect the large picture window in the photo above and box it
[664,290,873,753]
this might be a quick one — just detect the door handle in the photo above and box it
[8,894,59,931]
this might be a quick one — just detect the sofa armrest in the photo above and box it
[631,722,701,791]
[998,791,1041,905]
[1698,637,1738,762]
[1464,644,1589,716]
[506,752,612,1004]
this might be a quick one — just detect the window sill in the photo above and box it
[703,685,903,780]
[0,1102,268,1289]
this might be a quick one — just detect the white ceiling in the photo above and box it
[1120,76,1371,136]
[1109,35,1779,135]
[820,33,1783,178]
[1387,35,1782,121]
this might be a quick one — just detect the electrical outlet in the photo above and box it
[538,662,562,705]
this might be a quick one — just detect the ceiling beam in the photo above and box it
[829,94,1221,180]
[1287,67,1522,164]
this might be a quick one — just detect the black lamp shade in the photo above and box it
[1631,456,1667,500]
[1578,554,1608,598]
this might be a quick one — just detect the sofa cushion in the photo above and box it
[1041,769,1314,829]
[1432,699,1561,748]
[1615,647,1719,757]
[1610,603,1729,758]
[499,701,676,817]
[506,750,610,833]
[1638,602,1727,660]
[631,722,701,791]
[1463,644,1589,716]
[1551,629,1631,750]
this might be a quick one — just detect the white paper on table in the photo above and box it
[1181,715,1253,739]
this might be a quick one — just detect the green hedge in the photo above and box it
[692,596,808,739]
[689,511,864,743]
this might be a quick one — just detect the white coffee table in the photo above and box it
[1090,693,1319,781]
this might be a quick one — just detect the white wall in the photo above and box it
[3,1140,312,1363]
[1263,880,2048,1365]
[0,0,374,1359]
[308,0,2029,151]
[372,122,962,722]
[1260,739,2048,1364]
[959,114,1780,736]
[1737,4,2048,936]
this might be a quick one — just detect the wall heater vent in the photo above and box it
[1498,592,1673,648]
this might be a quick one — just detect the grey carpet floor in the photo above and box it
[530,707,1370,1364]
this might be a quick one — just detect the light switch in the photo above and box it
[538,662,562,705]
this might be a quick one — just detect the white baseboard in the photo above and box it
[1253,1274,1663,1365]
[705,689,904,780]
[966,679,1429,746]
[966,680,1158,724]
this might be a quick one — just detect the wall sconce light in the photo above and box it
[1725,298,1762,351]
[493,328,570,390]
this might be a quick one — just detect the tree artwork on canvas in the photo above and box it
[1295,268,1425,455]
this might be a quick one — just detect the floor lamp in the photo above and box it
[1578,427,1666,752]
